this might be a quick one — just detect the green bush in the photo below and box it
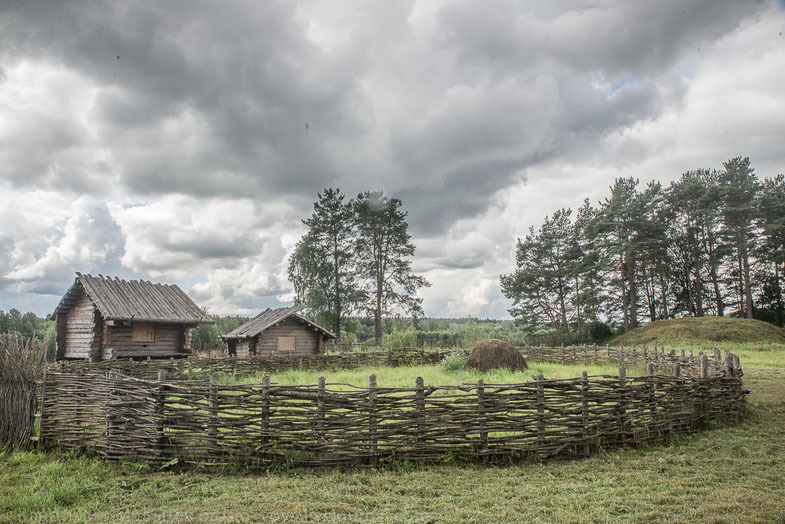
[440,351,467,373]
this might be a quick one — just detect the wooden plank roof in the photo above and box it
[222,305,337,340]
[53,273,213,324]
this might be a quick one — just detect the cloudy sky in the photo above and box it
[1,0,784,319]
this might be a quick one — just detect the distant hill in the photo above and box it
[610,317,785,346]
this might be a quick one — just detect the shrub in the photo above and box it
[440,351,467,373]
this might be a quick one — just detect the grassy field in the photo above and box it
[2,346,784,523]
[228,360,634,388]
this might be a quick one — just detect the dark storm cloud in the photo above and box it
[435,0,765,77]
[0,0,767,240]
[0,0,366,199]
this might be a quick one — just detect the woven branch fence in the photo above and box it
[28,346,746,468]
[51,344,729,381]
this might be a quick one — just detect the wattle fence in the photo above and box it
[26,345,746,468]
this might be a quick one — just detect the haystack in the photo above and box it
[465,339,528,372]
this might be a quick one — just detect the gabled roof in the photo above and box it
[53,273,213,324]
[222,305,337,340]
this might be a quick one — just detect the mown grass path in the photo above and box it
[2,367,784,524]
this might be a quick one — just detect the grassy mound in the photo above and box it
[611,316,785,346]
[466,338,528,372]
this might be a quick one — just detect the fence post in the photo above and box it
[208,372,219,459]
[700,354,708,379]
[37,365,48,447]
[646,363,657,439]
[261,375,270,454]
[617,367,628,446]
[104,369,118,459]
[415,376,425,453]
[368,374,377,466]
[581,371,590,457]
[156,370,167,461]
[317,376,326,448]
[477,379,488,465]
[723,350,731,377]
[536,373,545,459]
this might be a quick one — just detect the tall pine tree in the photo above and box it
[354,191,430,345]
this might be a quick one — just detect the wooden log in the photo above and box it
[261,375,270,452]
[368,374,377,466]
[581,370,590,457]
[477,379,488,465]
[536,373,545,459]
[156,369,167,460]
[317,376,326,447]
[208,373,218,458]
[38,365,48,448]
[647,363,657,437]
[415,376,425,452]
[618,366,628,446]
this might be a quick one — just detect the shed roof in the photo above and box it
[53,273,213,324]
[222,305,337,340]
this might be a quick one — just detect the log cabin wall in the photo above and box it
[255,318,322,357]
[61,294,95,359]
[105,323,189,359]
[234,339,251,358]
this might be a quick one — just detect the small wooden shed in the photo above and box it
[53,273,213,361]
[222,306,336,357]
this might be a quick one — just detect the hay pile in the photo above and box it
[465,339,528,372]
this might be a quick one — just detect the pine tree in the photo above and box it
[719,157,759,318]
[288,188,361,338]
[353,191,430,345]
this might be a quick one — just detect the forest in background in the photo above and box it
[502,157,785,335]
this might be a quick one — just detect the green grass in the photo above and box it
[611,316,785,346]
[2,362,784,523]
[225,361,635,388]
[2,350,783,523]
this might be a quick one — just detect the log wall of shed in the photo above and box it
[256,318,323,357]
[106,324,191,359]
[61,294,95,359]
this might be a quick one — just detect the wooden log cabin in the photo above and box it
[53,273,213,361]
[222,306,336,357]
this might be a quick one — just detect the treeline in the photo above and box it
[0,309,56,358]
[193,316,582,350]
[501,157,785,333]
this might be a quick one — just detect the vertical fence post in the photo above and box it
[646,363,657,439]
[477,379,488,465]
[317,376,326,448]
[415,377,425,453]
[723,350,731,377]
[536,373,545,459]
[368,374,377,466]
[617,367,628,446]
[700,354,708,379]
[208,372,219,459]
[104,369,117,459]
[156,369,167,461]
[673,362,681,378]
[580,371,590,457]
[37,364,48,447]
[261,375,270,454]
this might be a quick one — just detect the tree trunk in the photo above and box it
[620,257,630,330]
[742,248,753,319]
[693,248,703,317]
[374,281,382,345]
[574,276,582,336]
[627,253,638,329]
[710,265,724,317]
[659,272,669,319]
